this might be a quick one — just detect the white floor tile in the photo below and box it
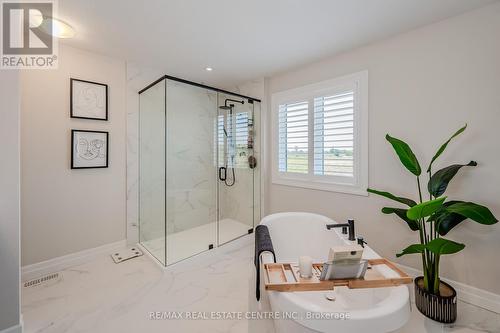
[21,235,500,333]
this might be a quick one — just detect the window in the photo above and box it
[272,71,368,195]
[218,111,251,169]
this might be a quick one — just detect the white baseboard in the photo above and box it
[0,323,22,333]
[21,240,127,282]
[397,263,500,314]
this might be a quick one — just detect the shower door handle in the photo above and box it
[218,167,227,181]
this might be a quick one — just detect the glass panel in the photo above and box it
[139,77,261,266]
[253,101,262,224]
[217,93,256,244]
[165,80,217,264]
[139,79,166,265]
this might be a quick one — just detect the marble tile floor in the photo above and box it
[141,218,251,265]
[22,235,500,333]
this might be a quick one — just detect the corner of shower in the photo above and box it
[138,75,261,266]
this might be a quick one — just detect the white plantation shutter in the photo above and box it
[278,101,309,174]
[272,71,367,195]
[314,91,354,177]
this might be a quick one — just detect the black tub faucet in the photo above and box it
[326,219,355,241]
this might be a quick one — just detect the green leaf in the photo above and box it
[367,188,417,207]
[446,202,499,225]
[425,238,465,255]
[386,134,422,176]
[396,238,465,258]
[436,212,467,236]
[382,207,420,231]
[407,197,447,220]
[428,161,477,197]
[396,243,426,257]
[427,124,467,173]
[429,201,467,236]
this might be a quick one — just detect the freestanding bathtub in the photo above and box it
[258,212,410,333]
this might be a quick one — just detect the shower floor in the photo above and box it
[141,218,251,265]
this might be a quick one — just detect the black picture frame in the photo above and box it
[70,78,108,121]
[71,129,109,169]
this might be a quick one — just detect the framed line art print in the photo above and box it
[71,130,109,169]
[70,78,108,120]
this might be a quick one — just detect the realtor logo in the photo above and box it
[1,0,58,69]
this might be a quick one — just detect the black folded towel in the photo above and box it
[254,224,276,301]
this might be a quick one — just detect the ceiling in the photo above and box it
[59,0,497,88]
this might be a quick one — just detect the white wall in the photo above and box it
[20,44,127,266]
[0,71,22,332]
[265,3,500,294]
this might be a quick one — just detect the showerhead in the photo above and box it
[219,98,244,110]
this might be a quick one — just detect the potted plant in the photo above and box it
[368,124,498,323]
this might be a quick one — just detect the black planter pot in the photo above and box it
[414,276,457,323]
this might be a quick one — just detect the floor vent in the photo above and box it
[24,273,60,288]
[111,247,143,264]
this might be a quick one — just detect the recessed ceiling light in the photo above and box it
[205,67,213,71]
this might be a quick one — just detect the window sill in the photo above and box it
[271,178,368,196]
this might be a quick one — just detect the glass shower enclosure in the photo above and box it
[138,76,261,266]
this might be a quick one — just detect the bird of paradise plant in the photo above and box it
[368,124,498,294]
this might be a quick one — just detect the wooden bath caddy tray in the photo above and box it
[264,258,412,292]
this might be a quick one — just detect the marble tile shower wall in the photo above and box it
[219,171,254,225]
[166,80,218,234]
[126,64,164,245]
[218,99,261,230]
[139,80,167,245]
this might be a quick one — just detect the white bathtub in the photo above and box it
[258,212,410,333]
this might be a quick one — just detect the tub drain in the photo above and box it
[324,292,336,301]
